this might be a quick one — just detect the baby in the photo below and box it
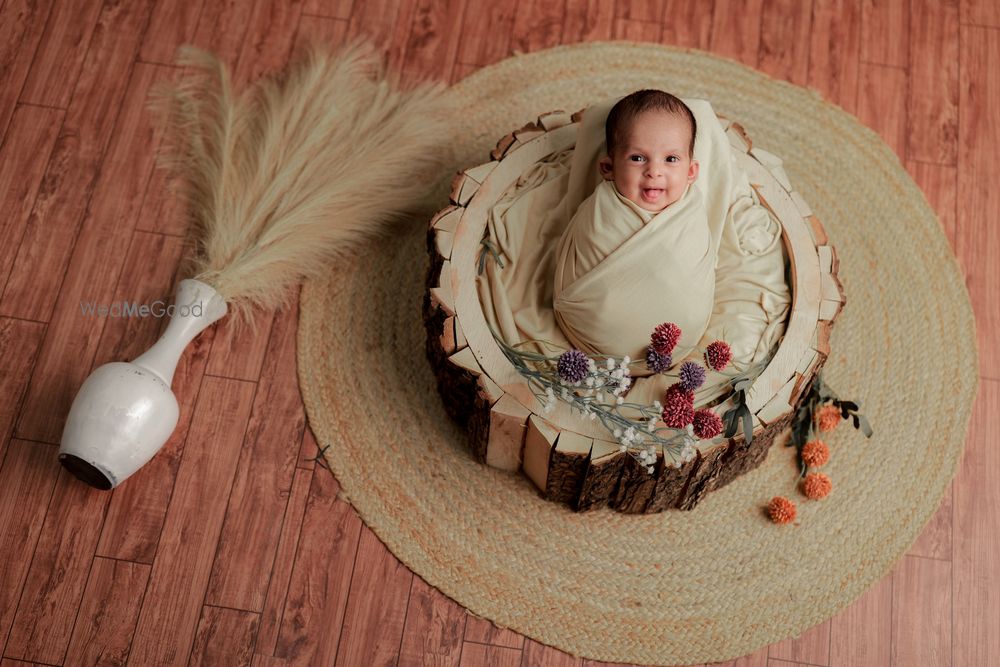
[599,90,700,212]
[552,89,716,363]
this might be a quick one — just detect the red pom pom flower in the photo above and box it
[651,322,682,356]
[661,383,695,428]
[692,409,723,439]
[704,340,733,371]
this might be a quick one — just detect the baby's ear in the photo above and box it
[687,159,700,184]
[598,156,614,180]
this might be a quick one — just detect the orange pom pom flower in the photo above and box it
[802,472,832,500]
[801,440,830,467]
[768,496,797,524]
[816,404,841,432]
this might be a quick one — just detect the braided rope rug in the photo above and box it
[297,42,978,665]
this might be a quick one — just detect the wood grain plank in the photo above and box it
[808,0,861,113]
[907,481,953,561]
[962,0,1000,26]
[0,0,53,141]
[2,468,111,664]
[94,323,214,563]
[401,0,467,85]
[561,0,614,43]
[0,105,63,296]
[0,0,156,324]
[397,576,466,667]
[127,376,256,667]
[953,379,1000,666]
[828,571,892,666]
[206,304,306,612]
[139,0,205,64]
[905,161,958,251]
[11,62,171,445]
[89,233,185,370]
[859,0,908,67]
[0,440,59,657]
[891,555,951,666]
[189,0,255,64]
[509,0,567,55]
[232,0,305,88]
[614,0,662,21]
[456,0,517,65]
[0,319,45,465]
[297,425,319,470]
[205,313,275,382]
[273,470,362,665]
[450,61,479,85]
[758,0,812,86]
[710,0,764,67]
[856,62,908,159]
[464,614,524,649]
[334,525,413,666]
[253,467,313,656]
[459,642,522,667]
[659,0,714,49]
[520,638,581,666]
[295,14,349,49]
[907,0,959,165]
[612,17,662,41]
[346,0,405,62]
[17,0,103,109]
[0,660,52,667]
[62,557,151,667]
[767,618,830,664]
[302,0,353,19]
[957,26,1000,380]
[189,606,260,667]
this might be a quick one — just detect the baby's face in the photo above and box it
[599,110,700,212]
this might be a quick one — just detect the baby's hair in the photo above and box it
[605,89,697,158]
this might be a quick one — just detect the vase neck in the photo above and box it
[132,279,227,385]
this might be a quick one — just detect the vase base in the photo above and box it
[59,454,113,490]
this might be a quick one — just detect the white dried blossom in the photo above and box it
[622,355,631,366]
[653,400,662,410]
[619,444,628,453]
[616,397,624,405]
[587,358,598,372]
[585,376,595,387]
[606,357,615,371]
[647,465,654,474]
[613,428,623,439]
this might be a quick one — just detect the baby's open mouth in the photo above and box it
[641,188,664,202]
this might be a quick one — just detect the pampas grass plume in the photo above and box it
[152,40,454,329]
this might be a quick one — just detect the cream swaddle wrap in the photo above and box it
[553,179,714,361]
[476,96,790,406]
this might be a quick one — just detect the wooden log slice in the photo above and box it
[424,110,846,513]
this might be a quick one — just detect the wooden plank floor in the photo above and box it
[0,1,996,665]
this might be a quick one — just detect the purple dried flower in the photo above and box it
[557,349,590,383]
[678,361,706,392]
[646,347,672,373]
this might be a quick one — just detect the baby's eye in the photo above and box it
[666,155,680,163]
[628,154,645,162]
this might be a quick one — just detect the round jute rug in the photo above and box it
[297,42,978,665]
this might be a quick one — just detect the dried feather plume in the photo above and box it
[153,40,453,328]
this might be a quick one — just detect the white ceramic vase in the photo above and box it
[58,278,228,489]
